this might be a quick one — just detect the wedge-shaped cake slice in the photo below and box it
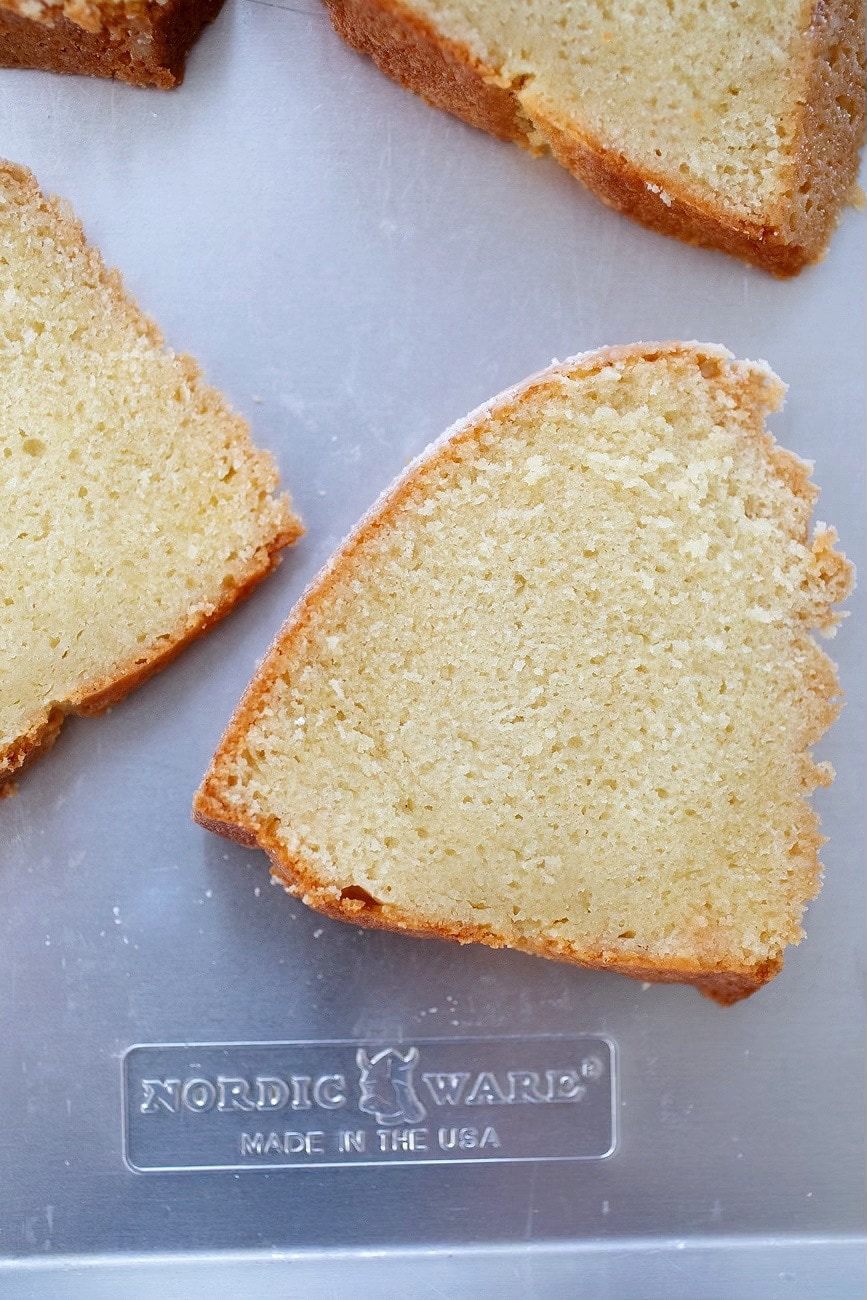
[195,343,851,1002]
[326,0,866,274]
[1,161,302,788]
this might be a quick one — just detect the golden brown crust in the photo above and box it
[194,342,852,1003]
[193,794,782,1006]
[0,525,299,791]
[531,115,812,279]
[0,160,303,789]
[325,0,535,144]
[0,707,67,795]
[324,0,866,275]
[781,0,867,261]
[0,0,225,87]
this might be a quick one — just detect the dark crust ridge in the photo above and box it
[324,0,866,275]
[0,0,225,87]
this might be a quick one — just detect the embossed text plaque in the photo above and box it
[123,1035,616,1171]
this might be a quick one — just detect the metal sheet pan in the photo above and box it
[1,1,864,1292]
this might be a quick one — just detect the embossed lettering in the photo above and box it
[125,1035,615,1169]
[138,1073,350,1115]
[337,1129,366,1153]
[376,1127,428,1152]
[312,1074,347,1109]
[438,1125,501,1150]
[421,1071,471,1106]
[140,1078,181,1114]
[545,1069,585,1101]
[506,1070,549,1103]
[217,1077,256,1112]
[240,1132,265,1156]
[182,1078,217,1111]
[464,1072,508,1106]
[422,1068,588,1107]
[240,1130,325,1156]
[255,1077,291,1110]
[289,1075,312,1109]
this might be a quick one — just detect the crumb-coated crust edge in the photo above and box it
[324,0,866,275]
[0,0,226,87]
[194,341,853,1003]
[1,525,299,790]
[195,802,784,1005]
[0,160,303,787]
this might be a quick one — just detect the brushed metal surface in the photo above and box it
[0,0,864,1292]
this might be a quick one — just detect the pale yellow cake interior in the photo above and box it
[0,163,298,774]
[407,0,857,233]
[210,350,849,973]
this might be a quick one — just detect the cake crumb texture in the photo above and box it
[1,160,302,786]
[325,0,866,273]
[195,343,852,1003]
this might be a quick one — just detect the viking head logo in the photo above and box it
[356,1046,427,1125]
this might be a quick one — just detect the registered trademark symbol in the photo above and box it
[579,1055,604,1080]
[126,1034,616,1168]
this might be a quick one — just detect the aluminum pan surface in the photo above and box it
[0,0,864,1291]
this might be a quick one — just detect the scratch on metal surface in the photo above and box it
[379,118,394,218]
[245,0,325,15]
[523,1162,539,1241]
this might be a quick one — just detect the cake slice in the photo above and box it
[326,0,866,274]
[0,160,302,788]
[0,0,224,87]
[195,343,852,1003]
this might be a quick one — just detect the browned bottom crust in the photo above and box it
[1,521,300,792]
[324,0,866,276]
[0,0,225,87]
[193,801,782,1005]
